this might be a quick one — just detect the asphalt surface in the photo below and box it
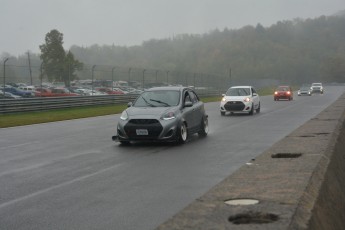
[0,86,344,230]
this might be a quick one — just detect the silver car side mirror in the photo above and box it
[184,101,193,107]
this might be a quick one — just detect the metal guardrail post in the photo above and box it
[2,58,10,113]
[92,65,96,96]
[142,69,146,89]
[3,58,9,96]
[111,67,116,92]
[166,71,169,84]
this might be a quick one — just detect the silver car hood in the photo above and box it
[127,106,176,118]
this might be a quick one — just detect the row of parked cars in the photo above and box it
[0,83,144,99]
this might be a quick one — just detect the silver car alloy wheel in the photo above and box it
[203,118,209,134]
[180,123,187,142]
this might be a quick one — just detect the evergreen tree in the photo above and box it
[39,29,83,86]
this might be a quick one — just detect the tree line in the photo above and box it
[2,14,345,86]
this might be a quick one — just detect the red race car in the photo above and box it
[274,86,293,101]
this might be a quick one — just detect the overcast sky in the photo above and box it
[1,0,344,56]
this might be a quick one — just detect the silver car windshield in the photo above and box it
[134,90,180,107]
[300,87,310,90]
[226,88,250,96]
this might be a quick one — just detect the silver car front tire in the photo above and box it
[198,117,209,137]
[177,122,188,144]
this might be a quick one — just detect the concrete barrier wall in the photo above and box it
[156,92,345,230]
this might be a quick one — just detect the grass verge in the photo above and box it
[0,104,127,128]
[0,96,222,128]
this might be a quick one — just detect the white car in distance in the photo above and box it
[311,83,324,94]
[220,86,260,116]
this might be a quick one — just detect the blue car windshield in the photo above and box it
[134,90,180,107]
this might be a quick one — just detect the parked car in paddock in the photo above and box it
[2,86,34,97]
[274,85,293,101]
[66,87,84,95]
[50,88,79,96]
[88,90,108,96]
[35,88,79,97]
[311,83,324,94]
[18,85,36,93]
[96,87,125,95]
[73,88,107,96]
[220,86,260,116]
[112,86,209,145]
[298,86,312,96]
[125,87,144,94]
[34,88,55,97]
[0,90,22,99]
[73,88,90,96]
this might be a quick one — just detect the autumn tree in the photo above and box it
[39,29,83,86]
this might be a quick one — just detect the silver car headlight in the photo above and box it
[161,111,176,120]
[120,111,129,120]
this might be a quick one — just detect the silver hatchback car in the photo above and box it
[112,86,208,144]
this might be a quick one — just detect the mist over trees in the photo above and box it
[71,15,345,84]
[2,14,345,85]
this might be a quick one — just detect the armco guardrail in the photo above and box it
[156,92,345,230]
[0,90,220,114]
[0,94,137,114]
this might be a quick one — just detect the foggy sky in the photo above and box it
[1,0,344,56]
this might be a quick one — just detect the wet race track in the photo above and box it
[0,86,344,230]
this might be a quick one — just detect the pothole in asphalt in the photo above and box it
[314,132,330,135]
[271,153,302,158]
[229,211,279,224]
[298,135,315,137]
[225,199,259,206]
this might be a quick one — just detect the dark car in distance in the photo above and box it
[112,86,209,144]
[274,86,293,101]
[298,86,312,96]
